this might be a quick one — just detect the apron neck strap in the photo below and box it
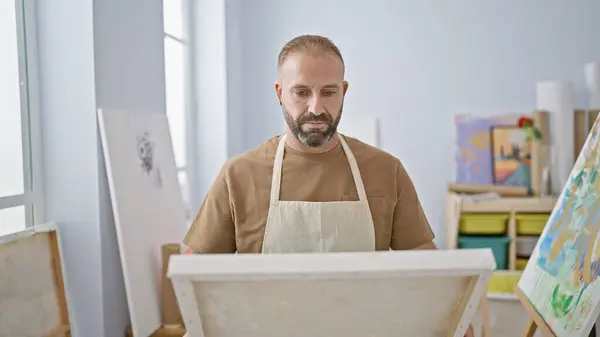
[270,133,288,206]
[337,134,369,202]
[269,133,369,206]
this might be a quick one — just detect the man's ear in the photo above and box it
[343,80,349,95]
[274,81,283,105]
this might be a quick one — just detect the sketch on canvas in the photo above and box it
[490,126,532,187]
[136,131,163,188]
[518,116,600,337]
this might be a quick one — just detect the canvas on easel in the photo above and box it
[98,108,188,336]
[168,249,495,337]
[516,114,600,337]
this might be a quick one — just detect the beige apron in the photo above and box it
[261,133,376,253]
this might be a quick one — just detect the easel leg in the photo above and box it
[515,287,556,337]
[480,294,492,337]
[523,319,537,337]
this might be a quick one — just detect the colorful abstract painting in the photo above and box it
[490,126,532,187]
[518,116,600,337]
[455,114,522,184]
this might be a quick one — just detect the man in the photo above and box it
[183,34,474,336]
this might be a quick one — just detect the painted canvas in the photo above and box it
[517,115,600,337]
[490,126,532,187]
[455,114,522,184]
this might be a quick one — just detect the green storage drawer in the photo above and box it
[458,235,511,270]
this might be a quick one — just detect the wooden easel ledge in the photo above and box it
[125,325,186,337]
[447,182,529,197]
[44,325,70,337]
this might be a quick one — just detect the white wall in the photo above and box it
[187,0,253,209]
[37,1,104,335]
[36,0,166,335]
[219,0,600,247]
[188,0,230,208]
[93,1,167,336]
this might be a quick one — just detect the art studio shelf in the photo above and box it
[446,191,557,271]
[457,195,557,213]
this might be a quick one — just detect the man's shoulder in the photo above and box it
[220,135,280,177]
[342,134,400,168]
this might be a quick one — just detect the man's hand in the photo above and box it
[464,324,474,337]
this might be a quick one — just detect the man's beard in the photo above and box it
[282,103,342,147]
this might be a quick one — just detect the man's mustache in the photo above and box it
[298,113,332,124]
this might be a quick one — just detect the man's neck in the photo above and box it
[284,131,340,154]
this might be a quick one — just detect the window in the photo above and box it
[0,0,42,236]
[163,0,192,219]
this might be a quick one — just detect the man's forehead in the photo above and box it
[279,51,344,86]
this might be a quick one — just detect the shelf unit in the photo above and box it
[445,191,558,270]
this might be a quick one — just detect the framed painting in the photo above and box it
[490,125,532,188]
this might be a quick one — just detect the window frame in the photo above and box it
[163,0,195,220]
[0,0,44,227]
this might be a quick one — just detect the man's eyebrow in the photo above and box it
[289,84,341,91]
[290,84,310,90]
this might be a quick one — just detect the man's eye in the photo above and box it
[323,90,336,97]
[295,91,309,97]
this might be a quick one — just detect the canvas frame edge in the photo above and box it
[0,221,72,336]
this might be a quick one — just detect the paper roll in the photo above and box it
[535,81,575,194]
[531,110,550,196]
[586,61,600,108]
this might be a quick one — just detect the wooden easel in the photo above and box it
[480,293,492,337]
[515,286,557,337]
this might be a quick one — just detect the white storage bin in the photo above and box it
[516,236,539,257]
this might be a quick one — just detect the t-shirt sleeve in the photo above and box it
[182,166,236,253]
[390,160,435,250]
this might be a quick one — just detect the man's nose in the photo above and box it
[308,95,325,115]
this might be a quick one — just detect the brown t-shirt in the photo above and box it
[183,134,435,253]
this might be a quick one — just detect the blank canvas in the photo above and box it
[337,115,379,148]
[98,108,188,336]
[168,249,495,337]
